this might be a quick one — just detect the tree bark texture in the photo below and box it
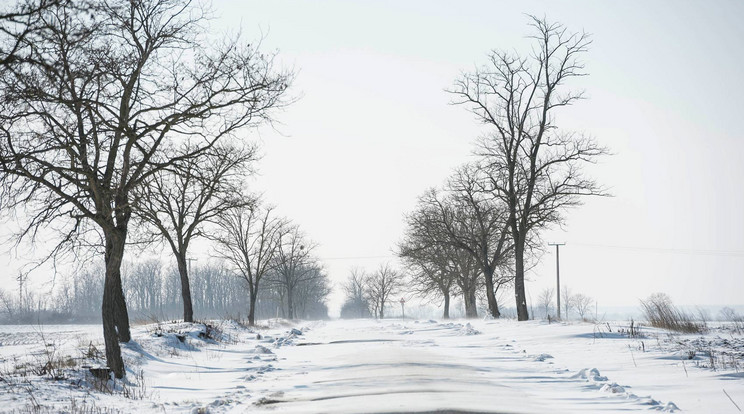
[443,293,450,319]
[176,255,194,323]
[103,228,131,378]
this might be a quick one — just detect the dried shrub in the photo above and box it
[640,293,704,334]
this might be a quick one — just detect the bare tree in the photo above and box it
[445,165,514,317]
[399,215,456,319]
[409,175,512,318]
[341,268,371,318]
[0,0,290,376]
[270,225,318,320]
[537,287,555,319]
[719,307,740,322]
[0,0,60,65]
[574,293,593,321]
[212,203,284,326]
[135,143,256,322]
[291,264,331,320]
[366,264,403,319]
[123,259,165,315]
[449,16,607,321]
[0,288,14,318]
[561,285,575,320]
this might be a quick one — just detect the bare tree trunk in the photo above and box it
[514,237,529,321]
[102,278,124,379]
[248,291,257,326]
[287,285,294,319]
[176,255,194,323]
[379,301,385,319]
[483,267,501,318]
[464,289,478,318]
[102,229,131,378]
[443,293,450,319]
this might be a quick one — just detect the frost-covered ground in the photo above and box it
[0,318,742,413]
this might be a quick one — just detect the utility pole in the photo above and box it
[548,243,566,319]
[16,272,27,312]
[186,258,198,275]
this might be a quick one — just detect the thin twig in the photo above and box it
[723,389,741,412]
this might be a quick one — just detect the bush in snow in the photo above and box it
[640,293,704,334]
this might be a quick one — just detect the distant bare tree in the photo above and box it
[212,204,285,325]
[292,264,331,320]
[574,293,593,321]
[399,212,456,319]
[366,264,403,319]
[0,288,14,317]
[537,287,555,319]
[449,16,608,321]
[719,307,739,322]
[561,286,576,320]
[0,0,290,376]
[123,259,164,315]
[410,178,512,318]
[445,165,514,317]
[271,226,318,320]
[341,268,371,318]
[135,143,256,322]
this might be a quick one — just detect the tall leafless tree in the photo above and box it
[409,175,513,317]
[212,203,284,326]
[270,226,318,320]
[123,259,163,315]
[0,0,290,376]
[290,264,330,319]
[449,16,607,321]
[537,287,555,320]
[399,235,455,319]
[561,285,576,320]
[574,293,593,321]
[366,263,403,319]
[135,143,256,322]
[341,268,371,318]
[445,165,515,317]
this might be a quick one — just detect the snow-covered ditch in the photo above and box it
[0,318,742,413]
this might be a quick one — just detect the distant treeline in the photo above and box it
[0,259,330,324]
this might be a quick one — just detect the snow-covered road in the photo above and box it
[244,320,680,413]
[2,319,743,413]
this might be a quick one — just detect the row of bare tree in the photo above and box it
[0,258,331,324]
[398,16,607,320]
[340,265,404,320]
[0,0,297,378]
[535,286,594,321]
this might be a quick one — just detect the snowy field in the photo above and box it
[0,319,743,413]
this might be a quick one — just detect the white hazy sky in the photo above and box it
[2,1,743,314]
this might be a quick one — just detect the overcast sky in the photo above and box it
[2,0,743,315]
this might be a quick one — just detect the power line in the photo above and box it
[319,255,397,261]
[316,242,744,263]
[570,242,744,257]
